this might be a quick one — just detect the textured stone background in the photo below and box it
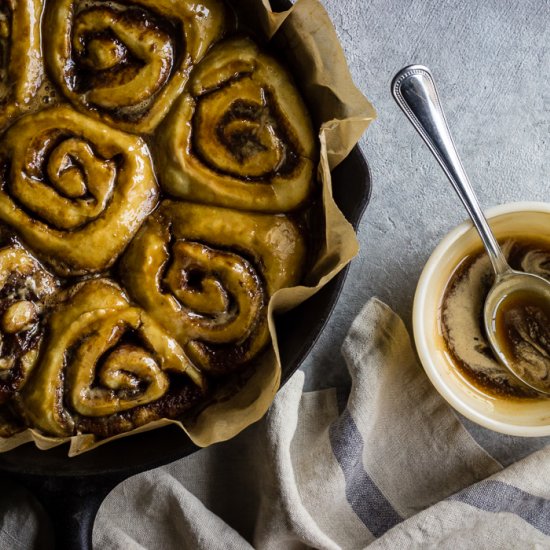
[301,0,550,462]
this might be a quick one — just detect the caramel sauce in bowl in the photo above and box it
[413,202,550,436]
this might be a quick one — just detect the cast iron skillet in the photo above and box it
[0,145,370,549]
[0,3,372,547]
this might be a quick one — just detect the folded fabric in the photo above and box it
[2,299,550,548]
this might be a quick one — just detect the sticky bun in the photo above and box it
[0,0,316,442]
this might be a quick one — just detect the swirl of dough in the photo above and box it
[44,0,226,133]
[0,0,44,128]
[20,279,205,438]
[121,200,306,374]
[0,244,58,404]
[0,106,159,276]
[155,36,316,212]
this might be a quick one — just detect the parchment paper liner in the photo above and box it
[0,0,376,456]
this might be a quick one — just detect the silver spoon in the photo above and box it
[391,64,550,395]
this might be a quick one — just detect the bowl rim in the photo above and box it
[413,201,550,437]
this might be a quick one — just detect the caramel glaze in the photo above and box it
[496,291,550,364]
[441,237,550,400]
[494,288,550,392]
[208,93,301,180]
[72,5,180,94]
[0,4,11,105]
[154,35,317,213]
[77,377,204,438]
[0,1,318,440]
[44,0,227,133]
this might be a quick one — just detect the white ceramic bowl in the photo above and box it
[413,201,550,436]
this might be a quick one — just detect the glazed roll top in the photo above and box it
[20,279,205,438]
[0,106,159,276]
[121,200,306,374]
[155,36,316,212]
[0,0,317,443]
[0,245,58,404]
[44,0,226,133]
[0,0,44,127]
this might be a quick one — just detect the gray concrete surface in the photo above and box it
[301,0,550,462]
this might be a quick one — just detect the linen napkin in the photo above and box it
[90,297,550,548]
[3,298,550,548]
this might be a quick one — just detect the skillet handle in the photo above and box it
[5,471,126,550]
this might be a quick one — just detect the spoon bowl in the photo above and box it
[484,271,550,395]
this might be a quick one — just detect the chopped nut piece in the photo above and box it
[2,301,37,333]
[0,357,14,371]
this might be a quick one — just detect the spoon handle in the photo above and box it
[391,65,510,276]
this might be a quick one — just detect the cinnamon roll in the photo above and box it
[44,0,226,133]
[0,106,158,276]
[0,0,44,128]
[20,279,205,438]
[155,36,316,212]
[121,200,306,374]
[0,244,58,404]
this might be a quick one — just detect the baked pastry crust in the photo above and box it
[20,279,205,437]
[44,0,226,133]
[0,0,44,128]
[0,4,315,443]
[121,200,306,374]
[0,106,159,276]
[155,36,316,212]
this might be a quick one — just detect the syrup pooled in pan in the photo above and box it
[441,236,550,399]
